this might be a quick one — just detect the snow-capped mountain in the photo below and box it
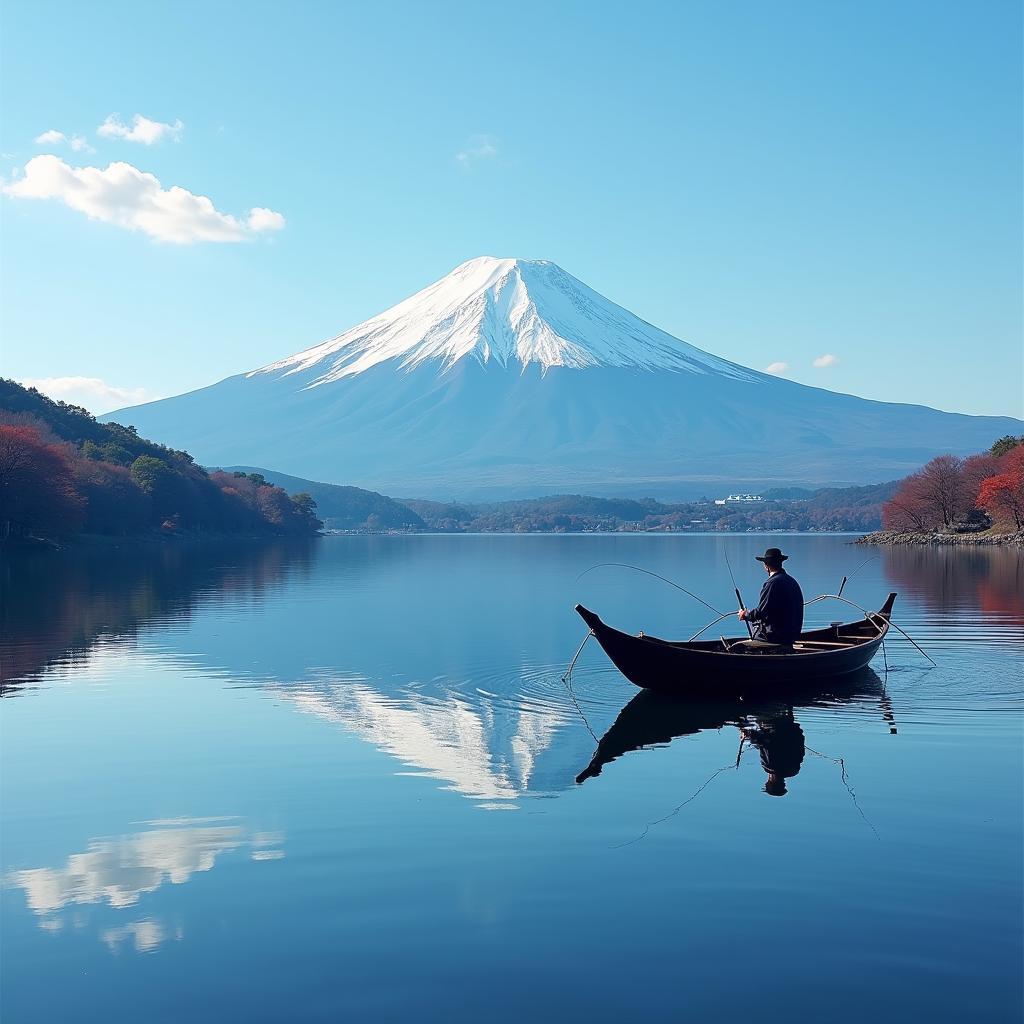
[108,257,1022,496]
[256,256,756,381]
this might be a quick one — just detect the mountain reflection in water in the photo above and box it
[2,535,1020,1023]
[3,538,915,811]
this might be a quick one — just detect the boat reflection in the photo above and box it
[576,669,895,797]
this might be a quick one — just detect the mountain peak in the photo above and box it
[252,256,757,385]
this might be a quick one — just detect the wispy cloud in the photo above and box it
[3,155,286,244]
[34,130,93,153]
[456,134,499,168]
[97,113,183,145]
[812,353,839,368]
[763,361,789,375]
[20,376,161,415]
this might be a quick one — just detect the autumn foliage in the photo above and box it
[0,380,322,543]
[975,446,1024,530]
[882,436,1024,534]
[0,426,85,538]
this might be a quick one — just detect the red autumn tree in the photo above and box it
[917,454,971,528]
[882,454,972,532]
[882,470,934,531]
[961,453,1002,501]
[0,425,86,539]
[976,447,1024,531]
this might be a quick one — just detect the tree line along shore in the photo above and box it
[0,380,322,545]
[858,434,1023,547]
[2,377,1020,545]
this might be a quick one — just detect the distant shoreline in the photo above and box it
[856,529,1023,547]
[2,530,317,552]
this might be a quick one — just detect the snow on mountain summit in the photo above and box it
[252,256,757,385]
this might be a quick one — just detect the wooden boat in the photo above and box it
[574,592,896,694]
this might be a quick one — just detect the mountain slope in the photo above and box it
[223,466,424,530]
[108,257,1023,497]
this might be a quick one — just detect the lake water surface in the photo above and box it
[2,535,1021,1022]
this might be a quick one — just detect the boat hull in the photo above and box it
[574,594,895,695]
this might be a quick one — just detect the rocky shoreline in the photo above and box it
[856,529,1023,547]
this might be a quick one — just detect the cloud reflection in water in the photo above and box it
[6,817,285,952]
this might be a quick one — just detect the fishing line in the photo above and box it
[562,629,593,682]
[837,554,878,598]
[806,745,880,840]
[575,563,723,616]
[560,630,599,743]
[805,594,935,665]
[613,743,753,849]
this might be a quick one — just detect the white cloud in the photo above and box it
[20,376,160,414]
[97,113,183,145]
[812,353,839,368]
[456,134,500,167]
[763,361,789,375]
[34,130,93,153]
[3,155,286,244]
[247,206,286,233]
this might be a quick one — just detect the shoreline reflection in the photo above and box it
[0,540,315,691]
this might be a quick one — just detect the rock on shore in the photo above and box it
[856,530,1024,547]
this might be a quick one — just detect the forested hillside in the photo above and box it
[225,466,424,531]
[0,380,322,543]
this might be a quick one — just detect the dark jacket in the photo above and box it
[746,569,803,645]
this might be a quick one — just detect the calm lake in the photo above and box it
[1,534,1021,1022]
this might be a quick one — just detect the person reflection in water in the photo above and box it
[739,708,806,796]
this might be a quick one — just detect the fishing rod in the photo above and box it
[688,610,737,642]
[837,554,877,599]
[575,563,724,616]
[724,550,754,638]
[804,592,935,665]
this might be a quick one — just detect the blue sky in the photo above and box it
[1,0,1020,418]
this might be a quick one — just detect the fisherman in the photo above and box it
[737,547,803,650]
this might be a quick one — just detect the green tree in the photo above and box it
[990,435,1024,458]
[290,492,322,531]
[130,455,177,521]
